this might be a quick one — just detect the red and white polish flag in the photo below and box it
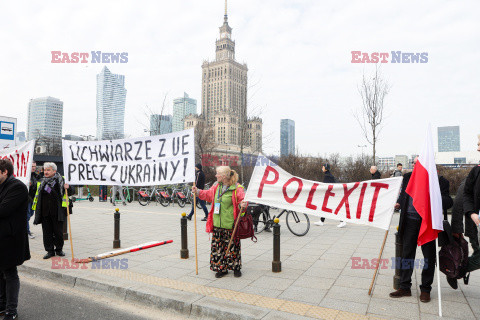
[406,125,444,246]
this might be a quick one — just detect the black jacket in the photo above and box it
[451,179,478,240]
[0,175,31,269]
[397,172,453,239]
[372,171,381,180]
[33,174,74,224]
[28,172,40,203]
[323,171,336,183]
[195,170,206,190]
[464,165,480,219]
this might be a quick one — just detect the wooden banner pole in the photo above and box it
[368,229,389,295]
[193,182,198,275]
[65,189,75,262]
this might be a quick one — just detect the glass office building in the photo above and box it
[96,66,127,140]
[280,119,295,157]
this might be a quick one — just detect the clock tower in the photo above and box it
[216,1,235,61]
[192,0,263,157]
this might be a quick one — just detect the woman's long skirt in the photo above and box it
[210,227,242,272]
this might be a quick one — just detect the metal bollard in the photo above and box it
[393,231,403,289]
[180,212,189,259]
[272,218,281,272]
[113,208,121,249]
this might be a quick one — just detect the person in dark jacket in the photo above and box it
[393,163,403,177]
[463,136,480,274]
[447,179,476,289]
[314,164,346,227]
[27,161,40,239]
[187,164,209,221]
[389,157,453,303]
[0,159,30,320]
[32,162,73,259]
[370,166,382,179]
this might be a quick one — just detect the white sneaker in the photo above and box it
[337,221,347,228]
[314,220,324,226]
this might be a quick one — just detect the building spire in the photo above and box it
[224,0,228,22]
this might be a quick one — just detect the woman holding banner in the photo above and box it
[192,166,248,278]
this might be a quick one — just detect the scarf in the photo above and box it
[39,172,64,197]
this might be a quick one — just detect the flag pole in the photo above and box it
[193,182,198,275]
[436,240,443,317]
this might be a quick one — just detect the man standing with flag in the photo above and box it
[390,128,453,303]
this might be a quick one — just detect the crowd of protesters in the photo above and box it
[1,135,480,319]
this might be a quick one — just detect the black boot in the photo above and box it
[43,252,55,259]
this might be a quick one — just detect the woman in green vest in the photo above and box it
[193,166,248,278]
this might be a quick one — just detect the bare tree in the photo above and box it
[193,118,217,163]
[34,130,62,156]
[138,93,170,136]
[354,65,389,165]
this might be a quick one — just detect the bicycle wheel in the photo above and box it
[158,195,170,207]
[138,192,149,206]
[252,208,268,233]
[286,211,310,236]
[177,196,186,208]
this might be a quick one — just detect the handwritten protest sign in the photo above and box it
[245,155,402,230]
[0,140,34,187]
[62,129,195,186]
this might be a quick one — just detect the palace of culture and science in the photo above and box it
[184,1,262,156]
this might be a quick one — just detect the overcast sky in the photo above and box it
[0,0,478,158]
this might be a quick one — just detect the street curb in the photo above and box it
[18,264,272,320]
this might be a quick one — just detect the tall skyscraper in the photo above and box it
[438,126,460,152]
[280,119,295,157]
[150,114,172,135]
[194,0,262,155]
[96,66,127,140]
[172,93,197,132]
[27,96,63,141]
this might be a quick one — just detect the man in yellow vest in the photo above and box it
[32,162,73,259]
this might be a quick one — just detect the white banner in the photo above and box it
[245,155,402,230]
[0,140,34,187]
[62,129,195,186]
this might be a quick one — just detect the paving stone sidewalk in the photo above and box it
[22,201,480,319]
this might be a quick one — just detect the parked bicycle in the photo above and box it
[184,184,202,209]
[162,185,187,208]
[137,186,163,206]
[249,204,310,236]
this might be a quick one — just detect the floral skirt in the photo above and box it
[210,227,241,272]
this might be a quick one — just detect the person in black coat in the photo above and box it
[187,163,210,221]
[0,159,30,319]
[389,158,453,303]
[314,164,345,227]
[463,140,480,273]
[33,162,73,259]
[370,166,382,179]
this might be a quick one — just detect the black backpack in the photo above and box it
[439,225,469,280]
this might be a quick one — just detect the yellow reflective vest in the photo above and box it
[32,180,69,211]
